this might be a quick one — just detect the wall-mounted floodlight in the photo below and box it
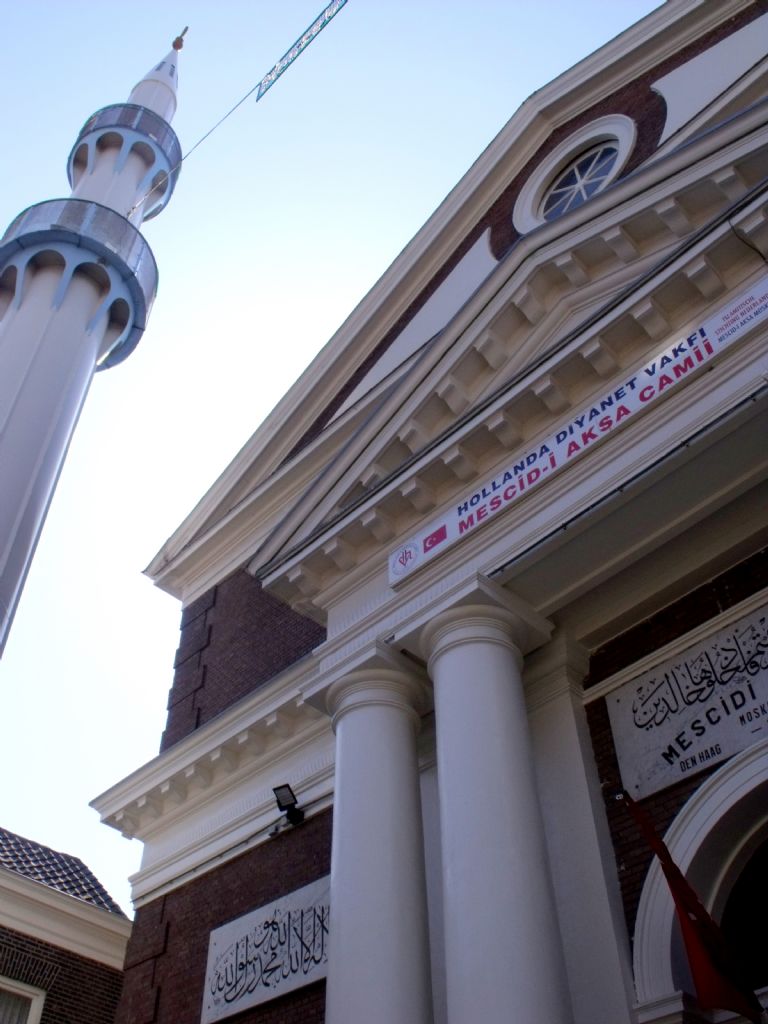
[273,784,305,826]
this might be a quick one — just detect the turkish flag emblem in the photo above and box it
[423,525,447,553]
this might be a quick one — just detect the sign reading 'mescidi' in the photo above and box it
[606,604,768,798]
[388,275,768,584]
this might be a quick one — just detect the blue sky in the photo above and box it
[0,1,662,915]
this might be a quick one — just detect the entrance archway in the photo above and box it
[633,740,768,1008]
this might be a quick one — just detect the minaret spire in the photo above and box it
[128,30,186,123]
[0,43,184,655]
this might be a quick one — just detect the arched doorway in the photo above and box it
[633,739,768,1017]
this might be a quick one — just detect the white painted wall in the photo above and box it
[653,15,768,144]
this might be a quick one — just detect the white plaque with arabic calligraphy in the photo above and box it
[606,605,768,799]
[201,876,330,1022]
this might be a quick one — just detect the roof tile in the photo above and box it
[0,826,126,917]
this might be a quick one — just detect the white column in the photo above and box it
[525,634,634,1024]
[423,600,572,1024]
[324,665,434,1024]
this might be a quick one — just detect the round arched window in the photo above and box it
[511,116,636,235]
[541,143,619,222]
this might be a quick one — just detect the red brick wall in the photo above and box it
[161,571,326,752]
[117,809,332,1024]
[0,925,123,1024]
[585,547,768,939]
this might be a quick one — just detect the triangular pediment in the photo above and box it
[146,2,768,605]
[248,104,768,572]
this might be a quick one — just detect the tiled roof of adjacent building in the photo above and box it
[0,826,126,917]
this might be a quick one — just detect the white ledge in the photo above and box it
[0,866,130,970]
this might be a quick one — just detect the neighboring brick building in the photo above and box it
[0,827,129,1023]
[94,3,768,1023]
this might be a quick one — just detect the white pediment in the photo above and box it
[145,1,768,604]
[653,14,768,146]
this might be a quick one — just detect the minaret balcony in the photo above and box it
[68,103,182,220]
[0,198,157,368]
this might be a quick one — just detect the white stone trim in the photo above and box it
[116,727,334,907]
[525,634,635,1024]
[512,115,637,234]
[652,14,768,145]
[330,231,497,420]
[91,656,325,835]
[0,867,130,970]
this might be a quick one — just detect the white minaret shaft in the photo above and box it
[0,37,184,656]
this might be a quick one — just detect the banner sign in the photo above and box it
[388,275,768,584]
[606,605,768,798]
[256,0,348,102]
[202,876,330,1022]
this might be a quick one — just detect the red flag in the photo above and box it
[423,524,447,553]
[622,792,764,1024]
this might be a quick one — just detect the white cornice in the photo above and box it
[126,731,335,907]
[257,189,768,608]
[277,327,767,672]
[91,655,324,837]
[145,407,363,599]
[91,656,337,904]
[532,1,753,121]
[0,867,130,970]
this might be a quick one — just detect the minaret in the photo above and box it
[0,36,185,656]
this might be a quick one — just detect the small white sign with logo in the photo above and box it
[201,876,330,1022]
[607,606,768,798]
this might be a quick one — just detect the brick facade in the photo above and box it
[0,925,123,1024]
[161,571,326,752]
[585,547,768,940]
[118,809,332,1024]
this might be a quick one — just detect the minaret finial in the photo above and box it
[173,27,188,51]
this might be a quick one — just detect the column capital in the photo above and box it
[420,575,552,667]
[325,643,430,731]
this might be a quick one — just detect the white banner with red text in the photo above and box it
[388,275,768,584]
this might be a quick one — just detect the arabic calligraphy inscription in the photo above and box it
[201,876,330,1023]
[607,606,768,798]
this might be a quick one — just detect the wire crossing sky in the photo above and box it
[131,1,349,216]
[256,0,349,102]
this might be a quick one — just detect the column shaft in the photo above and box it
[325,670,433,1024]
[425,608,571,1024]
[526,637,634,1023]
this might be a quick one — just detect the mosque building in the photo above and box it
[87,1,767,1021]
